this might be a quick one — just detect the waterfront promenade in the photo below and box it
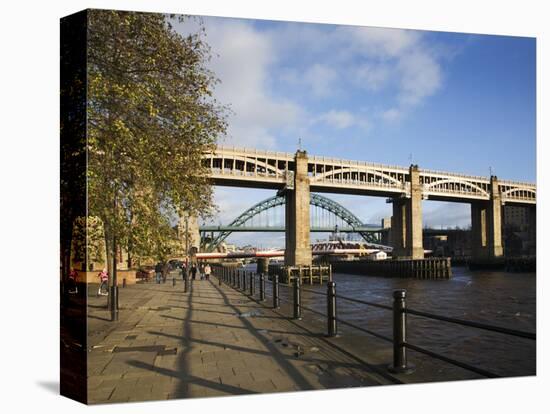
[86,272,502,404]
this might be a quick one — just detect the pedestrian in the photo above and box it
[199,263,205,280]
[97,268,109,296]
[190,264,197,280]
[68,268,78,294]
[204,263,211,281]
[155,262,162,284]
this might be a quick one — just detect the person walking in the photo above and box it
[97,268,109,296]
[190,264,197,280]
[155,262,162,284]
[204,263,211,281]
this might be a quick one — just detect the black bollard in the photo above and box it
[237,270,241,289]
[172,277,176,287]
[259,273,265,301]
[249,273,255,296]
[110,285,119,321]
[242,272,247,291]
[122,278,127,288]
[293,276,302,320]
[273,274,280,309]
[327,281,337,337]
[388,289,415,374]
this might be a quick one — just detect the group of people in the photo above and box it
[189,263,211,281]
[66,260,213,298]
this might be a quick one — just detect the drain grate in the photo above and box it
[125,335,137,340]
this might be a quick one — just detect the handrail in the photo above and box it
[299,304,328,318]
[336,293,392,311]
[405,308,536,340]
[334,316,392,342]
[300,287,328,296]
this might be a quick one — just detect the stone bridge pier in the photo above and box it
[284,150,312,266]
[391,165,424,259]
[470,176,503,261]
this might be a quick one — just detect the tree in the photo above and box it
[87,10,226,276]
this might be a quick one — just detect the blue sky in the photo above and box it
[175,17,536,247]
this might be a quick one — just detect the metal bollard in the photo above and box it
[259,273,265,301]
[249,273,255,296]
[237,270,241,289]
[110,285,119,321]
[327,281,337,337]
[242,272,247,291]
[388,289,415,374]
[122,278,127,288]
[172,277,176,287]
[293,276,302,320]
[273,274,280,309]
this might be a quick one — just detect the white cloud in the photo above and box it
[345,26,422,58]
[344,26,443,119]
[176,18,303,149]
[354,63,392,91]
[316,109,369,130]
[381,108,402,122]
[303,63,338,97]
[319,110,354,129]
[397,51,442,106]
[271,24,445,123]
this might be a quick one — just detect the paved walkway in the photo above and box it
[86,273,400,404]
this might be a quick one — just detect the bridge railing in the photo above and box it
[210,265,535,379]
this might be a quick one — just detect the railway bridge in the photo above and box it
[191,146,536,265]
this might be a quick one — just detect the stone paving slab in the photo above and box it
[86,273,396,404]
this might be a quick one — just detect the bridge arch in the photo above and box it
[206,193,378,251]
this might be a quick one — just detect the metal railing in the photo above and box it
[210,265,535,378]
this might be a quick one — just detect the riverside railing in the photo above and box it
[211,266,535,377]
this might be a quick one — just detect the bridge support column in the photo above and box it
[471,176,503,261]
[284,150,312,266]
[391,165,424,259]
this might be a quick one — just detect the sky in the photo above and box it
[174,16,536,248]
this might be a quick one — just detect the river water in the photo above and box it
[252,265,536,378]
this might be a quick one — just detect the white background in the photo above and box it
[0,0,547,412]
